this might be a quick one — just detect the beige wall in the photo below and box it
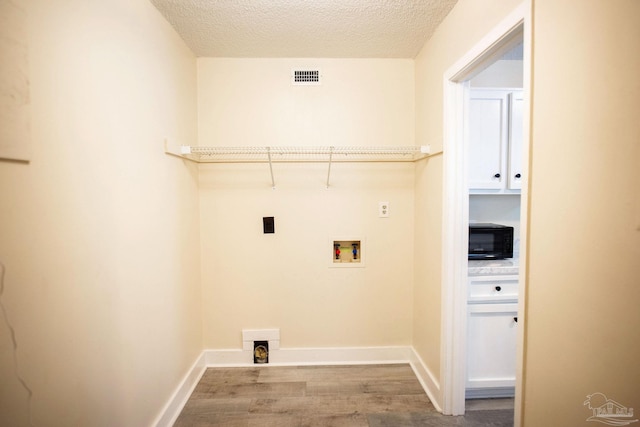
[198,58,415,147]
[198,59,416,349]
[523,0,640,425]
[0,0,201,425]
[412,0,523,395]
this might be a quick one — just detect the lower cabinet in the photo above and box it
[466,275,519,399]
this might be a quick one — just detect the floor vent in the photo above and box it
[292,69,321,85]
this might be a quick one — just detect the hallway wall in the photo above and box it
[523,0,640,424]
[0,0,201,425]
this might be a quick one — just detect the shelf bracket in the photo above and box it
[326,146,334,189]
[267,147,275,189]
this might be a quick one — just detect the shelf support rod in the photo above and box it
[326,146,334,189]
[267,147,275,189]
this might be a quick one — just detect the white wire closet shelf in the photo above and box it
[164,143,442,189]
[176,145,434,163]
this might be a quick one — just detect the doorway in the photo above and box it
[440,5,530,426]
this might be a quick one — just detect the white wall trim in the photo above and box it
[514,3,533,427]
[445,4,526,83]
[440,76,471,416]
[204,346,411,366]
[154,346,443,426]
[407,347,442,413]
[153,352,207,427]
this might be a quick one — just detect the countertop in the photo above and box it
[468,257,520,276]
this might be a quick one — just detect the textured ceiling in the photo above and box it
[149,0,459,58]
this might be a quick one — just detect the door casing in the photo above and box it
[440,4,531,426]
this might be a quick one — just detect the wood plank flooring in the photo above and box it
[174,364,513,426]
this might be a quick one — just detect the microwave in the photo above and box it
[468,223,514,260]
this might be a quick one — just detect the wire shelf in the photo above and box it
[178,145,431,163]
[165,142,442,189]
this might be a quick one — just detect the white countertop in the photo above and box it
[468,257,520,276]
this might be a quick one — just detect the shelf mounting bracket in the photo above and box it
[266,146,275,189]
[326,146,334,189]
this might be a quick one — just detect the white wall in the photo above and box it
[197,59,416,349]
[0,0,201,425]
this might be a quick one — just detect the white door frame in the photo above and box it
[440,3,531,424]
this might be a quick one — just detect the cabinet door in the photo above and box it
[508,91,524,190]
[466,303,518,395]
[468,90,508,190]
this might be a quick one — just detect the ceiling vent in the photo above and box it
[292,69,321,86]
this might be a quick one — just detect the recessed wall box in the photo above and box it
[330,238,365,268]
[253,341,269,364]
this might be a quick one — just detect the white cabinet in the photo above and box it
[466,275,519,398]
[468,89,523,192]
[507,92,524,190]
[468,276,518,303]
[466,303,518,397]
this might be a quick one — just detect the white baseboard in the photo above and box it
[204,346,411,366]
[407,347,442,412]
[154,346,442,426]
[153,352,206,427]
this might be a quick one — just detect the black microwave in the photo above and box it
[468,223,514,260]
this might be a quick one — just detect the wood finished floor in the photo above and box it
[174,364,513,426]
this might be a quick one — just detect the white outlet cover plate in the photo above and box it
[379,201,390,217]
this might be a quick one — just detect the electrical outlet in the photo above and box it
[379,201,390,218]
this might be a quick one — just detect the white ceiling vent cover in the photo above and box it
[292,69,321,86]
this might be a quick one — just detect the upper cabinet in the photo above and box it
[468,89,523,193]
[507,92,524,190]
